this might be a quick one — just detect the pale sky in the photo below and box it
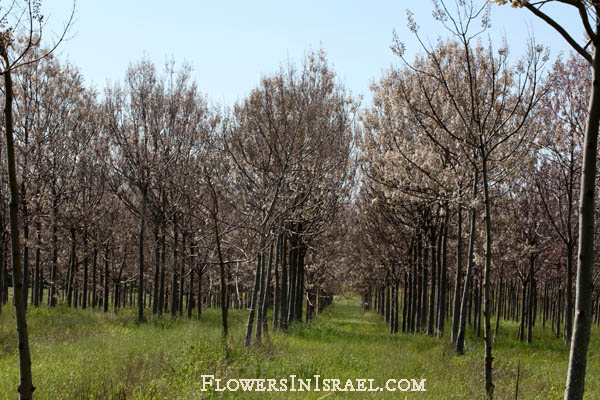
[44,1,581,106]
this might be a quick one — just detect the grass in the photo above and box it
[0,296,598,399]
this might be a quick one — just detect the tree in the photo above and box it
[0,1,73,398]
[493,1,600,398]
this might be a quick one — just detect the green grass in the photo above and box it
[0,297,598,399]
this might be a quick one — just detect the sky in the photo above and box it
[43,1,582,106]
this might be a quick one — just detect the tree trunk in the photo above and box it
[245,250,263,347]
[565,243,574,343]
[178,233,186,317]
[67,228,76,307]
[170,219,178,317]
[273,233,281,331]
[457,174,477,354]
[152,219,160,316]
[92,248,97,309]
[259,240,274,339]
[158,226,166,316]
[103,250,109,313]
[428,228,437,336]
[279,233,288,330]
[481,154,494,398]
[49,191,58,307]
[438,214,448,337]
[565,42,600,400]
[82,231,88,310]
[32,223,41,307]
[1,51,35,398]
[527,256,535,344]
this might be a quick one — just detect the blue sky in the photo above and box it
[45,1,581,106]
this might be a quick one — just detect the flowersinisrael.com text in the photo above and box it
[200,374,426,392]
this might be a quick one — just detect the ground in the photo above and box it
[0,296,598,399]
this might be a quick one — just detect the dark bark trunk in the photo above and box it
[287,238,297,324]
[49,191,58,307]
[296,244,304,323]
[259,240,274,339]
[92,248,97,309]
[457,174,478,354]
[428,228,437,336]
[527,256,535,344]
[152,218,160,315]
[103,250,109,313]
[481,154,494,398]
[32,223,41,307]
[279,233,288,330]
[178,233,186,317]
[158,226,166,316]
[170,218,178,317]
[245,250,263,347]
[438,214,448,337]
[1,49,34,399]
[67,228,76,307]
[82,231,88,310]
[273,233,281,331]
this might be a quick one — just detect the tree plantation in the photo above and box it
[0,0,599,399]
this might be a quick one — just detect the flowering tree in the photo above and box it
[493,1,600,398]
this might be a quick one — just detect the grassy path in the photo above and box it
[0,296,598,399]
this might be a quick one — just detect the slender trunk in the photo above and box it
[457,174,478,354]
[255,242,267,344]
[420,240,428,332]
[245,249,263,347]
[67,229,76,307]
[188,268,194,319]
[565,243,574,343]
[178,233,186,317]
[481,154,494,398]
[137,186,147,322]
[22,201,29,310]
[279,233,288,330]
[402,272,409,333]
[49,191,58,307]
[527,256,535,344]
[92,248,97,309]
[103,250,109,313]
[438,214,448,337]
[197,267,202,319]
[170,218,178,317]
[82,231,88,310]
[494,276,502,342]
[158,226,166,316]
[565,43,600,400]
[259,240,274,339]
[428,228,437,336]
[287,238,297,324]
[1,52,34,398]
[296,243,304,323]
[32,223,41,307]
[152,219,160,316]
[273,233,281,331]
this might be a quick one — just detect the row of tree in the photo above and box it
[0,46,352,346]
[347,1,600,399]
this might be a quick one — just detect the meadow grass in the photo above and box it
[0,295,598,399]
